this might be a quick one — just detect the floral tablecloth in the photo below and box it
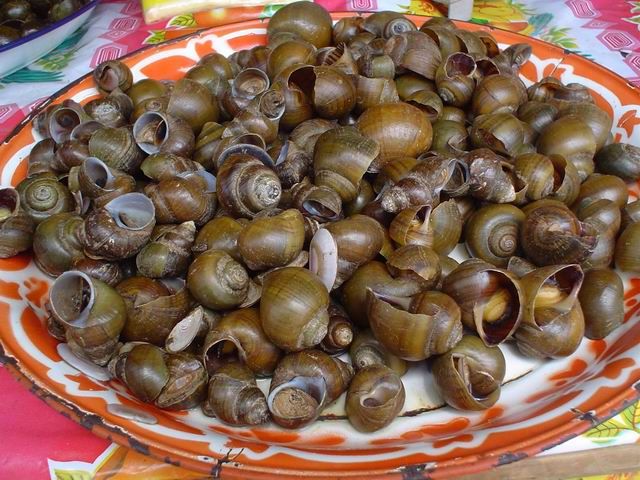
[1,1,640,479]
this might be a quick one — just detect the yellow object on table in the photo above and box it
[141,0,297,23]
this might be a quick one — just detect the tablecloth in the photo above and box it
[1,1,640,479]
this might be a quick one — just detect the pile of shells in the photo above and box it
[1,2,637,432]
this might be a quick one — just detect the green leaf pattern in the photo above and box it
[169,14,196,28]
[584,402,640,444]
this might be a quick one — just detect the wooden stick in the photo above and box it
[456,444,640,480]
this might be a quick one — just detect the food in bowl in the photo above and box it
[2,1,638,435]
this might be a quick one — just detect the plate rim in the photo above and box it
[1,13,640,479]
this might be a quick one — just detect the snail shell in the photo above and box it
[202,307,282,376]
[260,267,330,352]
[133,111,196,158]
[465,204,525,268]
[431,335,506,411]
[350,329,407,376]
[187,250,251,310]
[136,221,196,278]
[49,271,127,366]
[33,212,85,277]
[521,200,597,266]
[346,365,405,432]
[117,277,193,346]
[16,173,74,225]
[314,126,380,202]
[0,187,34,258]
[88,126,145,175]
[238,208,305,271]
[267,349,353,428]
[514,264,585,358]
[216,149,282,219]
[367,290,463,361]
[578,268,624,340]
[82,192,156,261]
[441,259,524,346]
[145,171,217,226]
[202,362,270,425]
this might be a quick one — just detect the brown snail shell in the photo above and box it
[547,154,581,205]
[145,171,217,226]
[270,139,312,188]
[517,100,558,136]
[136,221,196,278]
[0,187,34,258]
[267,1,333,48]
[28,138,58,176]
[126,78,169,107]
[345,179,376,216]
[537,115,597,181]
[386,244,441,290]
[16,172,74,225]
[333,16,364,45]
[289,117,336,156]
[356,102,432,172]
[289,177,342,221]
[82,192,156,261]
[132,111,195,158]
[367,290,463,361]
[88,126,145,175]
[472,74,527,116]
[49,271,127,366]
[431,119,469,154]
[557,102,612,151]
[578,268,624,340]
[216,149,282,219]
[441,259,524,346]
[513,153,554,202]
[355,75,400,113]
[192,216,244,260]
[314,126,380,202]
[520,201,597,266]
[320,303,355,355]
[380,155,457,213]
[514,264,585,358]
[350,329,407,376]
[73,156,137,209]
[465,204,525,268]
[267,349,353,428]
[622,199,640,231]
[346,365,405,432]
[202,362,269,425]
[48,100,90,144]
[117,276,193,346]
[431,335,506,411]
[202,307,282,376]
[224,89,285,145]
[615,222,640,273]
[33,212,84,277]
[260,267,330,352]
[435,52,476,108]
[572,173,629,212]
[94,60,133,94]
[154,352,207,410]
[238,208,305,270]
[140,153,202,182]
[71,257,123,287]
[341,260,423,327]
[318,214,385,289]
[383,30,441,79]
[167,78,219,134]
[470,112,524,156]
[464,149,516,204]
[595,142,640,181]
[187,249,251,310]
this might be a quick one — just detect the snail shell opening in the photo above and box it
[104,192,156,231]
[49,270,96,328]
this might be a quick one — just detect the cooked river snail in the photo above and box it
[11,3,629,429]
